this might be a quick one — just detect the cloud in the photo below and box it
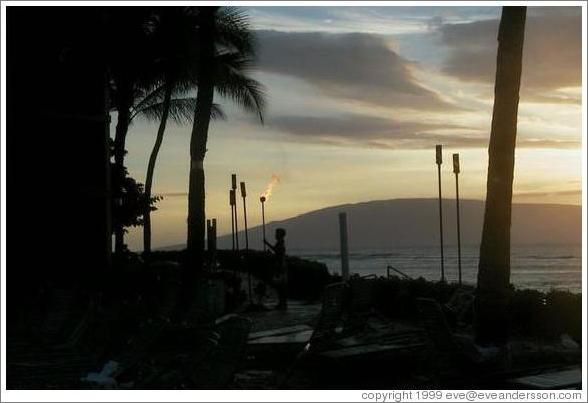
[263,113,581,150]
[255,30,458,111]
[438,7,581,95]
[158,192,187,197]
[513,189,581,198]
[268,113,476,149]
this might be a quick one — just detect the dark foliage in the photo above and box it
[372,276,581,343]
[510,288,581,342]
[148,249,332,300]
[109,141,161,237]
[215,250,331,300]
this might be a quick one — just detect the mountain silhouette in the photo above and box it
[213,199,580,251]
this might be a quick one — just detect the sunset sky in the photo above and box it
[122,6,583,250]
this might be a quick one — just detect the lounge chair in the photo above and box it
[416,298,506,386]
[345,277,375,333]
[278,282,347,387]
[281,282,428,388]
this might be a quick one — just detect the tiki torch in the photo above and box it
[232,174,239,251]
[229,189,236,251]
[241,181,251,299]
[240,182,249,251]
[453,153,462,286]
[436,145,445,282]
[260,196,266,251]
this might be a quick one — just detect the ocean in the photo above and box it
[295,244,582,293]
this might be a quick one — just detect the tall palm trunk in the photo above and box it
[143,84,173,255]
[475,6,526,346]
[187,8,216,275]
[113,99,131,255]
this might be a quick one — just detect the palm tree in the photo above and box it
[140,8,229,255]
[187,7,265,271]
[475,6,526,346]
[106,7,155,254]
[105,7,196,254]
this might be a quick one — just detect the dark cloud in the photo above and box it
[265,113,580,150]
[269,114,440,139]
[513,189,581,198]
[439,7,581,94]
[255,30,458,110]
[268,113,480,149]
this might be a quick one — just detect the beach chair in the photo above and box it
[278,282,347,387]
[306,282,348,352]
[416,298,505,385]
[345,277,375,333]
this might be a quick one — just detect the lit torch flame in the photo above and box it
[260,174,280,201]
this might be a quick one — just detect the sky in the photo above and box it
[122,6,583,250]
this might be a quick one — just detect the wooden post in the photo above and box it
[206,219,212,251]
[211,218,217,252]
[339,212,350,280]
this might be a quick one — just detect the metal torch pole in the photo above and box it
[453,153,462,286]
[241,182,251,299]
[241,182,249,251]
[260,197,266,251]
[230,190,235,251]
[232,174,239,252]
[436,145,445,283]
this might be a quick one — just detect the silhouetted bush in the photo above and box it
[372,276,461,319]
[510,288,581,342]
[216,250,331,300]
[372,276,581,343]
[148,249,332,300]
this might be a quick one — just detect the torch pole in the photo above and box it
[453,154,462,286]
[232,174,239,252]
[230,190,235,251]
[436,145,445,283]
[241,182,251,300]
[241,182,249,250]
[260,197,266,251]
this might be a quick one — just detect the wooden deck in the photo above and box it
[231,297,430,389]
[506,366,582,389]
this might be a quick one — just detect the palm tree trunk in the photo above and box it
[475,6,526,346]
[113,101,131,255]
[187,7,217,274]
[187,83,213,273]
[143,84,173,256]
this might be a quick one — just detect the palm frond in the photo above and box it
[211,103,227,121]
[216,70,266,123]
[137,97,195,125]
[215,7,256,57]
[138,97,226,124]
[130,83,167,121]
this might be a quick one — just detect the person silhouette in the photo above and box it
[264,228,288,310]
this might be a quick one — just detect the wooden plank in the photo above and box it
[318,342,426,359]
[248,324,313,340]
[247,330,313,345]
[509,368,582,389]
